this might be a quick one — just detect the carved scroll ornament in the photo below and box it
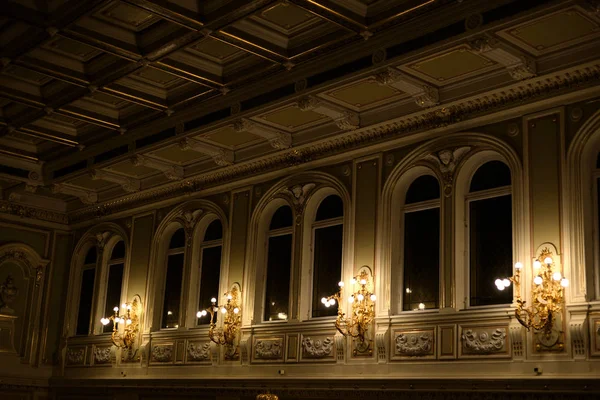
[395,332,432,356]
[302,337,334,358]
[462,328,506,354]
[188,342,211,362]
[255,339,283,359]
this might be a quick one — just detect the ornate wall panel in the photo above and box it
[459,325,510,359]
[391,327,436,360]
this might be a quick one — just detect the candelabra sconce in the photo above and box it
[197,285,241,359]
[323,267,376,356]
[100,297,140,357]
[495,247,568,350]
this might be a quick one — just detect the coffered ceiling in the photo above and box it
[1,0,599,217]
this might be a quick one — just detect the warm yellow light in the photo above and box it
[196,311,202,318]
[533,260,541,270]
[338,281,344,287]
[514,262,523,270]
[351,278,357,285]
[544,257,553,265]
[126,319,132,325]
[357,294,364,301]
[552,272,562,281]
[113,306,119,312]
[534,276,543,285]
[233,307,240,314]
[418,303,425,310]
[370,294,376,301]
[211,297,217,303]
[360,279,367,285]
[348,295,354,303]
[561,278,569,287]
[227,294,233,300]
[220,307,227,314]
[321,297,327,304]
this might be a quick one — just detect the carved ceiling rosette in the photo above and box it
[423,146,471,197]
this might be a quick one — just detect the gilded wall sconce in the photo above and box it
[100,297,140,353]
[197,285,241,359]
[495,247,568,349]
[323,268,376,356]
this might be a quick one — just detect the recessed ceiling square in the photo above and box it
[259,2,316,30]
[149,145,203,164]
[190,38,242,61]
[42,36,102,62]
[409,48,494,82]
[66,176,112,191]
[97,2,161,32]
[258,106,327,129]
[202,127,261,147]
[328,80,400,107]
[2,65,52,85]
[104,161,156,178]
[508,10,597,51]
[131,68,182,88]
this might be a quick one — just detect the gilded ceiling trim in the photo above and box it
[0,201,68,225]
[63,62,600,223]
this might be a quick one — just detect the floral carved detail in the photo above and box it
[187,342,211,362]
[462,328,506,354]
[302,337,334,358]
[151,345,173,362]
[279,183,316,223]
[395,333,433,356]
[254,339,283,360]
[94,347,111,364]
[66,347,85,365]
[175,209,203,246]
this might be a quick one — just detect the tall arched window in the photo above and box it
[102,241,125,333]
[402,175,440,311]
[76,246,97,336]
[197,219,223,325]
[161,227,185,329]
[311,195,344,318]
[467,160,513,306]
[594,152,600,297]
[264,205,293,321]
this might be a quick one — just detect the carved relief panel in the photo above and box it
[186,341,212,364]
[391,328,435,361]
[300,334,335,362]
[150,343,174,364]
[252,336,285,363]
[459,325,510,359]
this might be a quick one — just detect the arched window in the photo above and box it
[102,241,125,333]
[311,195,344,318]
[161,227,185,329]
[401,175,440,311]
[594,152,600,297]
[196,219,223,325]
[467,160,513,306]
[76,246,97,336]
[264,205,293,321]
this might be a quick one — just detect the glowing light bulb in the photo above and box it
[405,288,411,294]
[233,308,239,314]
[370,294,376,301]
[126,319,132,325]
[211,297,217,303]
[494,279,502,287]
[561,278,569,287]
[167,311,173,316]
[220,307,227,314]
[351,278,357,285]
[552,272,562,281]
[201,310,207,316]
[100,318,109,325]
[497,284,505,291]
[329,298,336,306]
[502,279,511,287]
[196,311,202,318]
[113,306,119,312]
[360,279,367,285]
[514,262,523,270]
[122,303,127,309]
[324,302,330,308]
[348,296,355,303]
[127,304,132,310]
[544,257,553,265]
[321,297,327,304]
[534,276,543,285]
[418,303,425,310]
[338,281,344,287]
[227,294,233,300]
[357,294,364,301]
[533,260,541,270]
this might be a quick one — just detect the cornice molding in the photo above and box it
[63,62,600,223]
[0,200,68,225]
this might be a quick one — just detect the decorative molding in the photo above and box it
[297,96,359,130]
[423,146,471,196]
[569,313,588,358]
[254,338,283,360]
[469,35,536,80]
[174,208,203,246]
[131,154,184,180]
[461,328,507,355]
[233,118,292,149]
[91,170,140,193]
[93,346,111,365]
[0,250,33,271]
[395,332,433,357]
[151,345,173,363]
[375,326,388,363]
[178,138,234,166]
[375,68,439,107]
[301,337,334,358]
[66,347,85,365]
[240,336,250,365]
[51,183,98,204]
[66,63,600,223]
[509,320,524,359]
[335,333,344,362]
[187,342,211,362]
[278,183,316,222]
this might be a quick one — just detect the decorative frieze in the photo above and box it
[301,336,334,359]
[394,331,434,357]
[254,338,283,360]
[51,184,97,205]
[151,344,173,363]
[461,327,507,356]
[187,342,211,362]
[66,347,85,366]
[93,346,111,365]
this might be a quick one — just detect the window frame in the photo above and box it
[160,227,186,330]
[593,168,600,299]
[100,240,127,334]
[74,249,98,336]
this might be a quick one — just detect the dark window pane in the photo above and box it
[470,161,511,192]
[597,178,600,258]
[264,234,292,321]
[169,228,186,249]
[269,206,293,230]
[204,220,223,242]
[469,195,513,306]
[405,175,440,204]
[76,268,95,335]
[198,246,222,325]
[84,247,97,265]
[110,241,125,260]
[161,253,184,328]
[403,208,440,311]
[312,224,343,317]
[103,263,124,333]
[315,195,343,221]
[596,152,600,168]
